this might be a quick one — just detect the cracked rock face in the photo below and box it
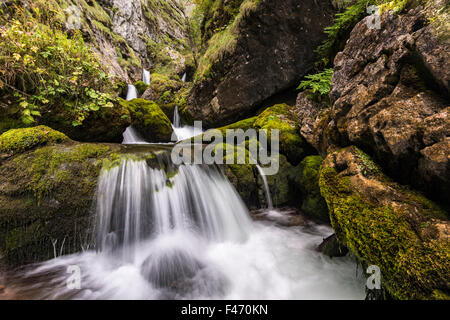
[109,0,149,59]
[328,8,450,204]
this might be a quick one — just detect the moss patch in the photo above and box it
[297,156,329,222]
[119,98,173,142]
[319,146,450,299]
[253,104,314,165]
[0,126,69,156]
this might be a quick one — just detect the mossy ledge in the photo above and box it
[319,146,450,300]
[0,130,124,266]
[0,126,69,157]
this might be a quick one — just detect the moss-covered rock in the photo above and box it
[319,146,450,299]
[134,81,150,96]
[253,104,314,165]
[119,98,174,142]
[317,234,349,258]
[0,126,69,158]
[149,73,186,120]
[0,140,123,266]
[296,156,329,222]
[41,99,131,143]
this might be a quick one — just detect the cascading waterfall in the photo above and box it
[173,106,181,128]
[256,165,274,210]
[143,69,151,85]
[5,149,365,300]
[181,73,187,83]
[126,84,138,100]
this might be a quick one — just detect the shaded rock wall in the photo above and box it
[187,0,336,127]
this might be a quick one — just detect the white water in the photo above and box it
[6,158,365,300]
[256,165,274,210]
[172,106,201,141]
[126,84,138,100]
[143,69,151,85]
[122,126,149,144]
[181,73,187,83]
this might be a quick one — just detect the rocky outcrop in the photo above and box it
[0,127,124,266]
[187,0,336,127]
[328,8,450,204]
[319,146,449,299]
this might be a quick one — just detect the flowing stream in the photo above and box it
[172,106,200,141]
[3,101,365,300]
[4,143,365,299]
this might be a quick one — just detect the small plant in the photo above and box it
[0,7,116,127]
[297,69,334,98]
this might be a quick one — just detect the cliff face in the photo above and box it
[328,7,449,205]
[186,0,336,127]
[13,0,190,82]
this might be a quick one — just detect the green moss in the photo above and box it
[134,81,150,96]
[119,98,173,142]
[13,143,110,201]
[298,156,329,222]
[253,104,312,165]
[319,147,450,299]
[0,126,69,156]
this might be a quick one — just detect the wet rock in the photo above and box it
[0,131,124,266]
[319,146,449,299]
[317,234,348,258]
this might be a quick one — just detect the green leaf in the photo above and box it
[72,120,81,127]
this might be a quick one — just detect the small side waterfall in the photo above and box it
[181,73,187,83]
[173,106,181,128]
[256,165,273,210]
[122,126,148,144]
[126,84,138,100]
[143,69,151,85]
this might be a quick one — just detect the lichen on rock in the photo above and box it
[319,146,449,299]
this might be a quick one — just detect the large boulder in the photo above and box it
[0,127,123,266]
[319,146,449,299]
[328,8,450,204]
[119,98,174,142]
[42,101,131,143]
[187,0,336,127]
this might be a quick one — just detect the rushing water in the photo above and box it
[126,84,138,100]
[143,69,151,85]
[172,106,201,141]
[4,152,365,300]
[256,165,274,210]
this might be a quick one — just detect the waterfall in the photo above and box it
[171,106,202,141]
[256,165,273,210]
[126,84,138,100]
[122,126,148,144]
[96,160,252,257]
[181,73,186,83]
[173,106,181,128]
[143,69,151,85]
[5,150,365,300]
